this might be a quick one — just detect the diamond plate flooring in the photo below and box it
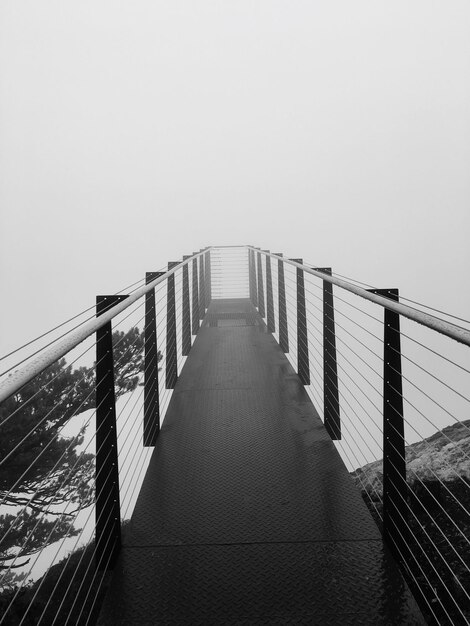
[98,299,425,625]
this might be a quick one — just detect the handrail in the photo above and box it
[0,248,211,404]
[2,243,468,405]
[247,246,470,348]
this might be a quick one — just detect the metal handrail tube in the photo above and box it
[0,249,211,404]
[246,246,470,348]
[3,242,468,403]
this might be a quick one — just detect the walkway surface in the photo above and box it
[98,299,424,625]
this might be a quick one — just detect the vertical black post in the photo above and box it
[369,288,407,561]
[204,249,212,307]
[248,249,254,303]
[192,253,199,334]
[257,250,265,318]
[291,258,310,385]
[265,251,275,333]
[182,256,191,356]
[199,252,205,319]
[276,253,289,352]
[95,294,127,570]
[166,262,178,389]
[144,272,163,447]
[314,268,340,440]
[249,248,258,307]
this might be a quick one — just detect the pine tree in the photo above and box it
[0,327,159,572]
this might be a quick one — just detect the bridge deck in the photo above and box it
[99,299,423,625]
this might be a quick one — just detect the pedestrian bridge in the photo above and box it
[98,297,422,625]
[1,246,469,625]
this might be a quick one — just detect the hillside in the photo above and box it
[351,419,470,496]
[351,419,470,626]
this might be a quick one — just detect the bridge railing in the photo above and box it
[1,244,469,625]
[0,248,212,624]
[249,247,470,626]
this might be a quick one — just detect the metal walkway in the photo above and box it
[98,299,424,625]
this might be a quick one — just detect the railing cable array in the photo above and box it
[248,247,470,626]
[1,245,469,625]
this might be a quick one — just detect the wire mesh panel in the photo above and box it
[210,247,250,300]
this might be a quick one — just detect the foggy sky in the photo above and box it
[1,0,469,354]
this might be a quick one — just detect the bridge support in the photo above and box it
[291,259,310,385]
[257,249,265,318]
[144,273,163,446]
[275,253,289,352]
[95,294,127,570]
[182,257,191,356]
[249,248,258,307]
[199,251,205,319]
[192,254,199,334]
[264,250,275,333]
[369,288,407,564]
[204,249,212,307]
[314,268,340,440]
[166,262,178,388]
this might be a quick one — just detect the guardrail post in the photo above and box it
[192,253,199,334]
[205,249,212,307]
[257,249,265,318]
[314,267,340,440]
[144,273,163,446]
[199,251,205,319]
[264,250,275,333]
[291,259,310,385]
[95,294,127,570]
[166,262,178,389]
[249,248,258,307]
[368,288,407,561]
[275,253,289,352]
[182,256,191,355]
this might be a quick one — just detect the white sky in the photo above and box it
[1,0,469,353]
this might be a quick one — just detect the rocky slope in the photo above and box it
[351,419,470,626]
[351,418,470,496]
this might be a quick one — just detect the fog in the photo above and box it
[1,1,469,356]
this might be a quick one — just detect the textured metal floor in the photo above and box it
[98,299,424,625]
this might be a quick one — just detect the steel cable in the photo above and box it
[386,470,467,606]
[0,397,108,586]
[0,276,155,378]
[39,296,183,623]
[0,299,147,476]
[385,433,470,566]
[294,258,470,328]
[285,315,383,476]
[46,485,118,626]
[283,272,384,352]
[5,437,114,620]
[1,266,191,619]
[280,270,383,372]
[0,300,152,586]
[0,276,149,365]
[285,269,384,330]
[389,341,470,406]
[386,399,470,519]
[386,514,453,624]
[0,292,148,430]
[386,474,470,618]
[0,385,105,571]
[386,375,470,474]
[399,329,470,375]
